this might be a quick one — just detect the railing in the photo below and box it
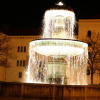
[0,82,100,100]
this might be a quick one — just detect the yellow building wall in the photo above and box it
[78,19,100,84]
[78,19,100,40]
[5,36,40,82]
[0,67,5,81]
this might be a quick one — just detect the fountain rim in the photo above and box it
[29,38,88,57]
[31,38,88,45]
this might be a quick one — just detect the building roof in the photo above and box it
[0,28,42,36]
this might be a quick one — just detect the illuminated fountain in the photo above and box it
[27,1,88,85]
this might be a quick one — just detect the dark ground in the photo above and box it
[0,97,43,100]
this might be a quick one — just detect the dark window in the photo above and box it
[17,60,19,66]
[19,72,22,78]
[17,60,26,67]
[20,60,22,66]
[88,42,92,47]
[17,46,20,52]
[23,60,25,66]
[87,30,91,37]
[88,52,91,59]
[18,46,26,52]
[87,69,90,75]
[24,46,26,52]
[21,46,23,52]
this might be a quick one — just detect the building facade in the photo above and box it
[78,19,100,84]
[6,36,40,82]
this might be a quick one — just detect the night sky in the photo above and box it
[0,0,100,31]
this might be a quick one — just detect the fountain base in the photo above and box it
[0,82,100,100]
[27,39,88,85]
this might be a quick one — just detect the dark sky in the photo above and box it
[0,0,100,31]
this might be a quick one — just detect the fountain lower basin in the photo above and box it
[27,39,88,85]
[30,39,87,56]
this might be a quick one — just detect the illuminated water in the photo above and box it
[42,10,75,39]
[27,4,88,85]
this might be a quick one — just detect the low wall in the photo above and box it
[0,82,100,100]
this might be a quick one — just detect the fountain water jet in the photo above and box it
[27,1,88,85]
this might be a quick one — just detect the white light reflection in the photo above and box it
[56,1,64,6]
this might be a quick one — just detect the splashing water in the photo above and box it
[27,5,88,85]
[42,10,75,39]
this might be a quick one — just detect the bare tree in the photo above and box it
[86,31,100,84]
[0,33,15,68]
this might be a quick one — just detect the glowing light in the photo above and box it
[56,1,64,6]
[44,10,74,17]
[30,40,87,56]
[34,46,84,56]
